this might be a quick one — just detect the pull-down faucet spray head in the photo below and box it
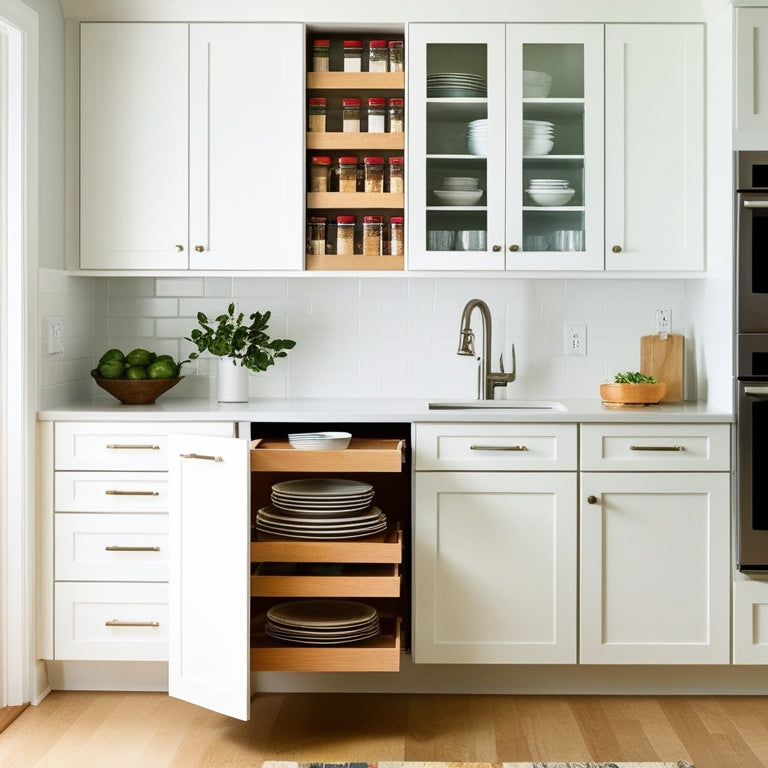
[457,328,476,356]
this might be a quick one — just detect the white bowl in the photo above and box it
[525,188,575,206]
[433,189,484,205]
[523,70,552,86]
[523,138,554,156]
[523,83,551,98]
[467,137,488,156]
[288,431,352,450]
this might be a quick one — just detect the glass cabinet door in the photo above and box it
[506,25,604,271]
[408,24,506,270]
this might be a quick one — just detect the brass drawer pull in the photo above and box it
[180,453,223,462]
[105,619,160,628]
[105,490,160,496]
[629,445,686,452]
[106,443,160,450]
[105,545,161,552]
[470,444,528,451]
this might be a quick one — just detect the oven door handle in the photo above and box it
[743,199,768,208]
[744,386,768,397]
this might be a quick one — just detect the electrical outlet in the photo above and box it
[655,308,671,337]
[47,318,64,355]
[564,324,586,356]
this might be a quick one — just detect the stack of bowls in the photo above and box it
[433,176,483,206]
[523,70,552,98]
[523,119,554,156]
[467,119,488,156]
[525,179,575,206]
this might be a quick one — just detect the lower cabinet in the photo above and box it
[733,578,768,664]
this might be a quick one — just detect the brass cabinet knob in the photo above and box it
[612,245,622,253]
[492,244,502,252]
[194,245,204,252]
[509,244,519,252]
[174,244,184,252]
[587,495,598,504]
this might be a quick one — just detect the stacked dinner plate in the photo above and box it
[433,176,484,206]
[427,71,487,98]
[265,600,380,645]
[525,178,575,206]
[467,118,488,156]
[523,119,555,156]
[256,477,386,540]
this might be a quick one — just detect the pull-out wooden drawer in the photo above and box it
[54,471,168,513]
[54,582,168,661]
[55,513,168,582]
[55,421,235,471]
[250,437,405,472]
[580,424,730,471]
[414,423,577,471]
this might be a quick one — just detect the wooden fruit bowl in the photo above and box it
[91,370,182,405]
[600,382,667,405]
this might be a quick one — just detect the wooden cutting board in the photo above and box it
[640,334,684,402]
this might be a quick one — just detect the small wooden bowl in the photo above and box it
[600,382,667,405]
[91,370,182,405]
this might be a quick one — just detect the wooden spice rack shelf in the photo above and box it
[305,253,404,271]
[307,192,404,209]
[307,72,405,90]
[306,133,404,151]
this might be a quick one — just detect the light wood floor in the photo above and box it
[0,692,767,768]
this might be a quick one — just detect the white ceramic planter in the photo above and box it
[217,358,249,402]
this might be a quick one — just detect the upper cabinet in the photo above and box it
[735,8,768,150]
[79,23,304,271]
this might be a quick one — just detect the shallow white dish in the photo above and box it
[526,188,575,206]
[287,431,351,450]
[433,189,484,205]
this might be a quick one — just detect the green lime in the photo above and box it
[125,348,152,367]
[147,359,177,379]
[125,366,148,380]
[97,360,125,379]
[98,348,124,365]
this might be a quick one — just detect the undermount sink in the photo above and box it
[428,400,567,411]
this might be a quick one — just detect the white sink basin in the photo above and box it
[428,400,567,411]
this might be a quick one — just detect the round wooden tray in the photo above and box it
[600,382,667,405]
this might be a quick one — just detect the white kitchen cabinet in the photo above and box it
[733,578,768,664]
[79,23,304,272]
[735,8,768,149]
[412,423,578,663]
[579,424,730,664]
[604,24,704,271]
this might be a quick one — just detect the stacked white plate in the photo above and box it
[525,178,575,206]
[287,431,351,450]
[467,118,488,156]
[433,176,483,206]
[265,600,380,645]
[523,119,554,156]
[427,72,487,98]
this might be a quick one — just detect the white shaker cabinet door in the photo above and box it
[80,23,189,270]
[735,9,768,148]
[168,434,250,721]
[604,24,704,271]
[188,24,304,270]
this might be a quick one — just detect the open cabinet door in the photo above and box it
[168,433,250,720]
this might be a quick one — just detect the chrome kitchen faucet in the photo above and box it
[457,298,516,399]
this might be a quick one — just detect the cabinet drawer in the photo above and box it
[580,424,730,471]
[54,582,168,661]
[414,423,577,471]
[55,472,168,513]
[250,438,404,472]
[55,421,235,471]
[55,513,168,581]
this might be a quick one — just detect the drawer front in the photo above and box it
[580,424,730,471]
[55,513,168,581]
[55,472,168,513]
[414,423,577,471]
[54,582,168,661]
[55,421,235,471]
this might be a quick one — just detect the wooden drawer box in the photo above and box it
[55,513,168,582]
[54,582,168,661]
[580,424,730,471]
[250,438,405,473]
[55,421,234,471]
[414,423,577,471]
[54,471,168,513]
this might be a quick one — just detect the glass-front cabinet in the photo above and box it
[408,24,603,271]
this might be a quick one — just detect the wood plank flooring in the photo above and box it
[0,692,766,768]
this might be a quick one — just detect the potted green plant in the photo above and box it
[186,303,296,402]
[600,371,667,405]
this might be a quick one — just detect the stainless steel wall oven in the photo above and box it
[736,151,768,571]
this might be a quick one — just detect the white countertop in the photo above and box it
[37,396,733,423]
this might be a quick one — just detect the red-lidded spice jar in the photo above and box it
[388,40,404,72]
[363,215,383,256]
[308,97,326,132]
[368,39,388,72]
[342,97,361,132]
[363,156,385,193]
[309,156,331,192]
[336,215,356,255]
[367,97,387,133]
[388,157,404,193]
[308,216,327,255]
[388,97,404,132]
[343,40,363,72]
[312,39,330,72]
[337,156,359,193]
[389,216,404,256]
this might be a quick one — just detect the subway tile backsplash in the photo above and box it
[38,269,690,408]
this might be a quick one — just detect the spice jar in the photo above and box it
[363,156,385,193]
[367,97,386,133]
[337,156,359,193]
[388,40,404,72]
[388,98,404,133]
[368,39,388,72]
[343,40,363,72]
[308,97,327,132]
[336,215,356,256]
[309,156,331,193]
[389,216,404,256]
[312,39,330,72]
[387,157,404,193]
[363,215,383,256]
[308,217,327,256]
[342,97,361,132]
